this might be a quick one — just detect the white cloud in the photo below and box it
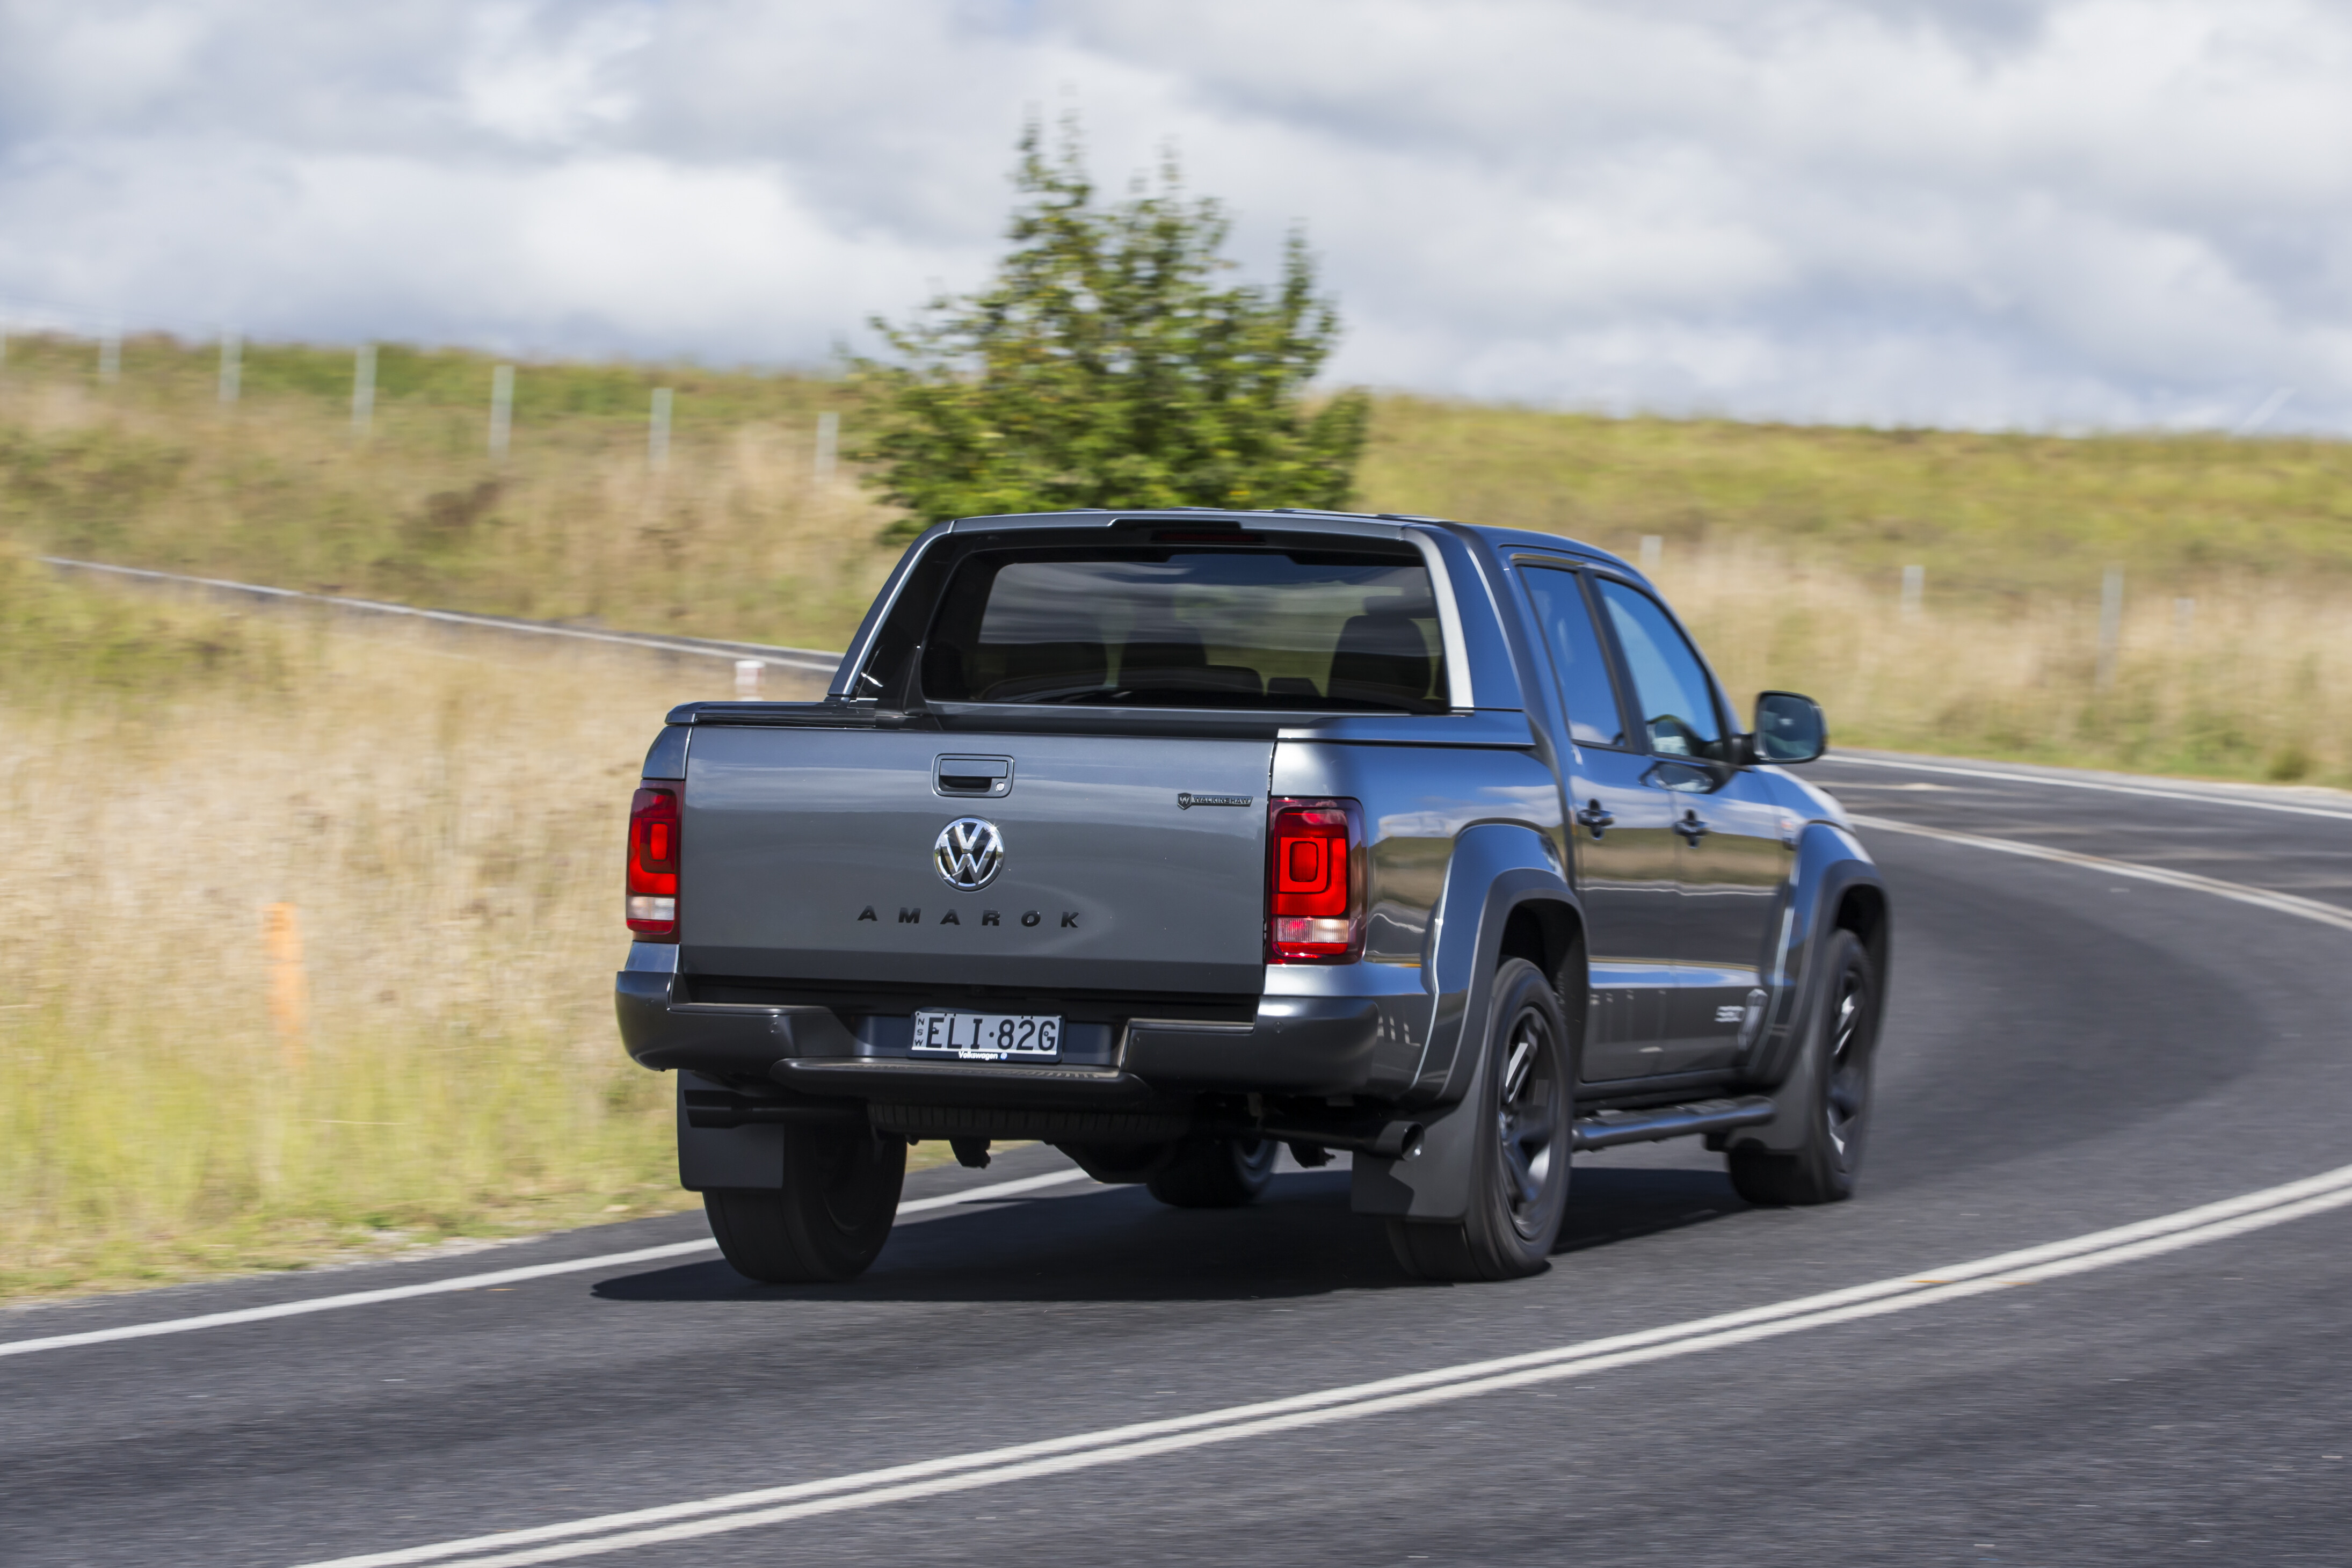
[0,0,2345,431]
[458,3,652,147]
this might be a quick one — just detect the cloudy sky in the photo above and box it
[2,0,2346,433]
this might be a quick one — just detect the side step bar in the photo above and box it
[1572,1094,1775,1152]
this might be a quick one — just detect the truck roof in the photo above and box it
[945,507,1636,575]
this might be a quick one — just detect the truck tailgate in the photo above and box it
[679,727,1274,994]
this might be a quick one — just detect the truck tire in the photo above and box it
[1145,1136,1278,1208]
[703,1125,906,1283]
[1728,928,1877,1207]
[1388,957,1571,1281]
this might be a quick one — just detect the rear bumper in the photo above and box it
[616,948,1412,1104]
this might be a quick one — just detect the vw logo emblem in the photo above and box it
[934,817,1005,890]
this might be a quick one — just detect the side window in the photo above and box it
[1593,579,1728,762]
[1520,565,1627,748]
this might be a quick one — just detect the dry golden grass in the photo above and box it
[0,560,844,1299]
[1359,395,2352,785]
[1358,394,2352,600]
[12,332,2352,678]
[1654,539,2352,785]
[0,332,903,652]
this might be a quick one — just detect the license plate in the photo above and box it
[910,1010,1063,1062]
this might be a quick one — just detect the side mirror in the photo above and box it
[1751,691,1827,764]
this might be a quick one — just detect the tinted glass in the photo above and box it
[1754,691,1827,762]
[921,547,1448,712]
[1520,565,1627,747]
[1594,579,1728,760]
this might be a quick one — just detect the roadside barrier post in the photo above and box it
[735,659,766,699]
[2097,567,2124,691]
[815,410,839,490]
[352,344,376,440]
[490,364,514,461]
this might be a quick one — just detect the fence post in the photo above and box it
[351,344,376,439]
[814,410,840,491]
[219,330,242,406]
[2096,567,2124,691]
[1638,535,1663,572]
[98,324,122,383]
[489,364,514,460]
[649,387,673,472]
[1900,564,1925,616]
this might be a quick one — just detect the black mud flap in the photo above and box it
[1347,1039,1490,1222]
[674,1073,787,1190]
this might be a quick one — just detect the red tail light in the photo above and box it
[1268,797,1363,963]
[627,786,680,940]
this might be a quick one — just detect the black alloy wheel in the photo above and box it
[1389,957,1572,1281]
[1494,997,1565,1240]
[1728,927,1878,1206]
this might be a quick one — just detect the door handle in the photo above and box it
[1576,800,1615,838]
[1675,809,1709,846]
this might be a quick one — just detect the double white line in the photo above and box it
[297,1159,2352,1568]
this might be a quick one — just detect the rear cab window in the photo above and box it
[915,539,1450,713]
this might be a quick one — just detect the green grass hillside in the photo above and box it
[1360,395,2352,600]
[0,331,880,648]
[4,331,2349,782]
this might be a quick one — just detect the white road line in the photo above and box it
[1850,814,2352,934]
[294,1160,2352,1568]
[1830,752,2352,823]
[39,557,843,676]
[0,1170,1090,1360]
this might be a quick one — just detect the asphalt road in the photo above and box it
[7,749,2351,1567]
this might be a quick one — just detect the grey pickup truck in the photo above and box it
[616,509,1888,1283]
